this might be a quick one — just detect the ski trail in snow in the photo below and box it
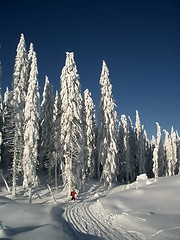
[148,226,180,238]
[62,201,137,240]
[64,202,107,238]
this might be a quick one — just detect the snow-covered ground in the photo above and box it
[0,174,180,240]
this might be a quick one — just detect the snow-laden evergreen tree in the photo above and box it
[52,90,61,189]
[152,125,159,178]
[144,129,154,178]
[0,62,3,163]
[12,34,29,195]
[152,122,165,178]
[151,135,156,154]
[39,76,54,183]
[163,129,172,176]
[135,110,146,175]
[2,88,14,172]
[128,116,137,182]
[22,50,40,200]
[60,52,85,194]
[177,131,180,174]
[170,127,178,175]
[83,89,96,179]
[97,61,118,186]
[117,120,124,182]
[27,43,34,81]
[0,62,3,130]
[117,114,130,183]
[0,132,2,162]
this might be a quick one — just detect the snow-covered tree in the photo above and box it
[22,50,40,201]
[117,114,130,183]
[60,52,85,194]
[128,116,137,182]
[27,43,34,82]
[0,62,3,164]
[12,34,29,195]
[97,61,118,186]
[170,127,178,175]
[164,129,173,176]
[117,121,124,183]
[152,122,165,178]
[39,76,54,183]
[177,132,180,174]
[0,62,3,133]
[152,126,159,178]
[52,90,61,189]
[144,130,154,178]
[83,89,96,179]
[2,88,14,172]
[0,132,2,164]
[135,110,146,175]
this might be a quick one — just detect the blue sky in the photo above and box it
[0,0,179,138]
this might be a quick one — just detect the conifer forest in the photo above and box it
[0,34,179,196]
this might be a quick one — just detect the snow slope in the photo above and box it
[0,175,180,239]
[90,174,180,239]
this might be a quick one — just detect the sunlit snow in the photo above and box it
[0,174,180,239]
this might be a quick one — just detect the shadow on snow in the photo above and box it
[1,224,48,238]
[51,205,105,240]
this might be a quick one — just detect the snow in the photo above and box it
[0,174,180,239]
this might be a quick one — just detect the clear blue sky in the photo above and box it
[0,0,180,138]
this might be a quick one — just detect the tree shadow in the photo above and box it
[4,224,49,237]
[0,238,12,240]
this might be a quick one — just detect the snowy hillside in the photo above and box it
[0,175,180,239]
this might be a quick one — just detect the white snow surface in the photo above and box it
[0,174,180,239]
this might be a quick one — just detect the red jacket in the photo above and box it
[71,191,76,197]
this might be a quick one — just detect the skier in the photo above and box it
[71,190,76,201]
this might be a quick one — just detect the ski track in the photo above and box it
[61,200,137,240]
